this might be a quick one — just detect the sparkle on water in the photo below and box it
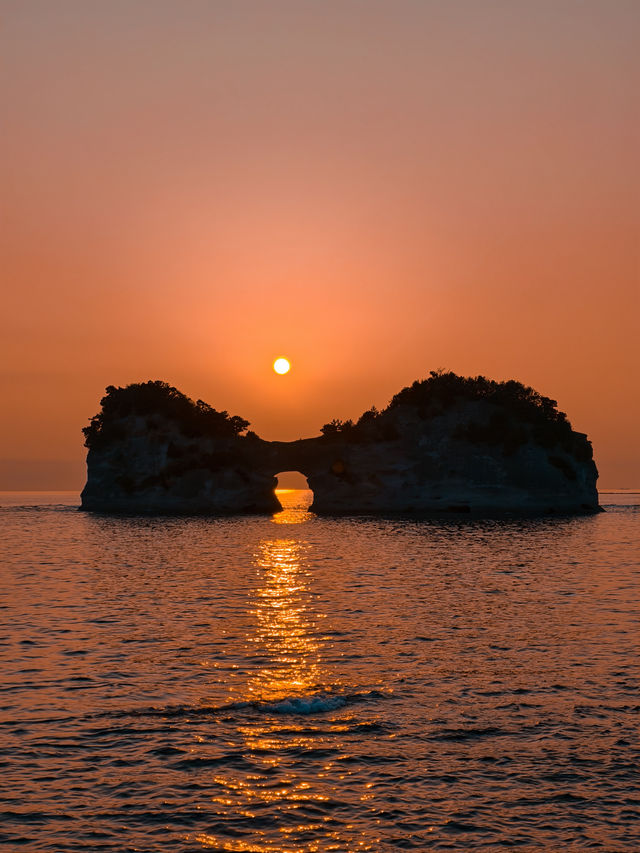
[1,488,639,851]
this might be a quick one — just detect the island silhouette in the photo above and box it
[81,371,599,516]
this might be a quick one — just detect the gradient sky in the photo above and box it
[1,0,638,489]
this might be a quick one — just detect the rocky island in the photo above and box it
[81,372,600,516]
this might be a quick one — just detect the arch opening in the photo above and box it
[275,470,310,491]
[273,471,313,523]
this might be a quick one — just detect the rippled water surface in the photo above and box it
[1,490,639,851]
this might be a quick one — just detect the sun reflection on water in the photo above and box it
[187,490,373,852]
[245,489,326,703]
[272,488,315,525]
[248,536,325,703]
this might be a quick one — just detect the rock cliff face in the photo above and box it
[81,374,600,516]
[80,382,279,514]
[81,425,280,515]
[301,405,598,516]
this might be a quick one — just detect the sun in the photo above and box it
[273,357,291,375]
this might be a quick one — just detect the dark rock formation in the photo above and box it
[80,381,280,514]
[81,373,600,516]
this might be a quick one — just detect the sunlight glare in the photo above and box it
[273,357,291,375]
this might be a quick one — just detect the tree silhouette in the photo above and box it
[83,381,250,449]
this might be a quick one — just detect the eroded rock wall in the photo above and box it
[303,402,599,515]
[81,416,279,514]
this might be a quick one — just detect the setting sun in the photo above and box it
[273,357,291,375]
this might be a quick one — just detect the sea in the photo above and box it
[1,489,638,852]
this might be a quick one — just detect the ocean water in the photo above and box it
[1,489,638,852]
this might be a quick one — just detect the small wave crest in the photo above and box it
[265,694,347,714]
[97,688,387,723]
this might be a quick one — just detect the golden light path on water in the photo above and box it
[247,537,321,701]
[190,490,377,852]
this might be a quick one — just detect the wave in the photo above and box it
[0,689,390,733]
[103,688,388,722]
[265,694,348,714]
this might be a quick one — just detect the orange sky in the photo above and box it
[1,1,638,489]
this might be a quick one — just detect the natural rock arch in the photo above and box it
[81,373,600,516]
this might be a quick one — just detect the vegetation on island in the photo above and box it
[320,370,593,465]
[83,373,593,487]
[83,381,250,450]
